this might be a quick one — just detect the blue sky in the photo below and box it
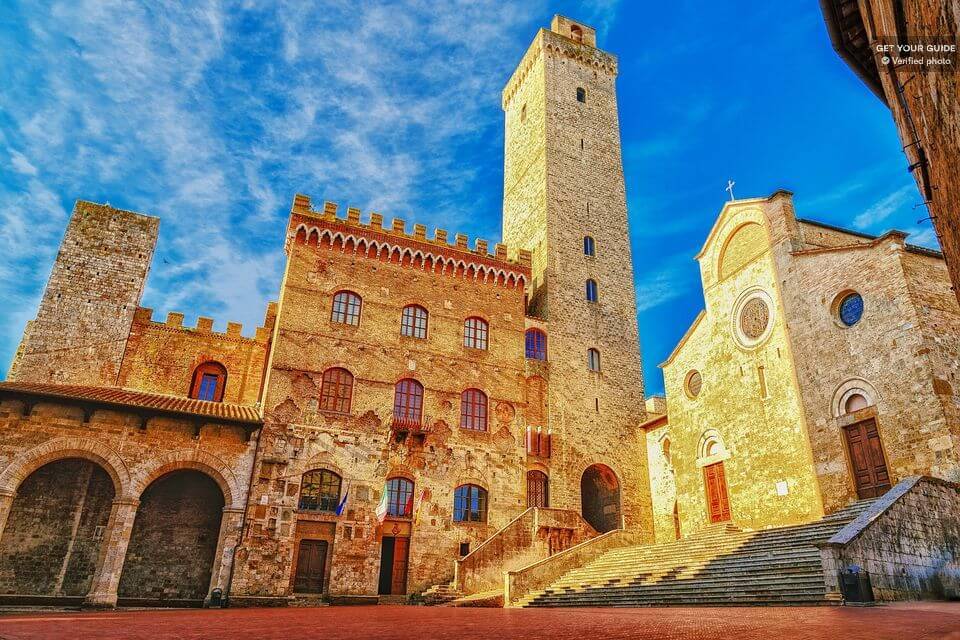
[0,1,937,395]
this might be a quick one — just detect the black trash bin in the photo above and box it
[839,566,875,603]
[209,588,224,608]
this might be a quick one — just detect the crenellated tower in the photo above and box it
[502,16,652,533]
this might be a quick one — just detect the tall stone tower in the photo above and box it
[10,200,159,386]
[502,16,652,533]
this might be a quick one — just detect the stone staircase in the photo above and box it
[421,582,462,605]
[516,500,875,607]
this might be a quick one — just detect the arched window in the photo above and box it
[299,469,342,512]
[331,290,362,325]
[386,477,415,518]
[570,24,583,43]
[319,367,353,413]
[190,361,227,402]
[463,317,489,350]
[393,379,424,424]
[401,305,428,339]
[583,235,596,257]
[586,279,598,302]
[576,87,586,103]
[662,438,672,464]
[525,329,547,360]
[845,393,870,414]
[460,389,488,431]
[453,484,487,523]
[520,104,527,123]
[527,471,549,508]
[587,348,601,372]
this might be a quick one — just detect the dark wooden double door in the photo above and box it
[294,539,329,594]
[843,418,891,499]
[704,462,731,524]
[377,536,410,595]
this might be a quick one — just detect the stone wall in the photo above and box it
[0,398,255,607]
[118,306,274,406]
[819,476,960,600]
[10,201,159,386]
[645,420,677,542]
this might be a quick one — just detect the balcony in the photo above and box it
[526,426,551,458]
[390,414,432,444]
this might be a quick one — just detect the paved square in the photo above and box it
[1,604,959,640]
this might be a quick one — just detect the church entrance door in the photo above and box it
[843,419,891,499]
[703,462,731,523]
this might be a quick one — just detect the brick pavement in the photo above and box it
[1,604,959,640]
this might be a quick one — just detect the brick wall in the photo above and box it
[118,306,274,406]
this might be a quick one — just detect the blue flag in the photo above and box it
[335,481,350,516]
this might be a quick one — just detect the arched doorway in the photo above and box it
[0,458,115,598]
[117,470,224,606]
[580,464,621,532]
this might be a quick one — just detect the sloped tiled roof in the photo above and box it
[0,381,262,425]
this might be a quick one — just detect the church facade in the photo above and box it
[648,191,960,542]
[0,15,957,609]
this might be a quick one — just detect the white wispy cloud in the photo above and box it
[6,0,618,366]
[635,256,695,312]
[852,184,916,230]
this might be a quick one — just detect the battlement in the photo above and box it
[502,17,617,109]
[287,194,531,288]
[133,301,277,343]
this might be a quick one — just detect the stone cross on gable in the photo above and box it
[726,180,736,201]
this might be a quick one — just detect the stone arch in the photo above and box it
[129,450,240,509]
[831,378,880,418]
[0,436,130,496]
[697,429,728,462]
[0,457,117,598]
[118,469,225,605]
[717,221,767,281]
[580,463,621,533]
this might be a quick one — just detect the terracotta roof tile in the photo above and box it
[0,381,262,425]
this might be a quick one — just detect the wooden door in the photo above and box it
[391,537,410,595]
[293,539,328,593]
[844,419,891,499]
[704,462,731,523]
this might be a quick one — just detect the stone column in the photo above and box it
[206,506,245,604]
[0,488,17,541]
[83,497,140,608]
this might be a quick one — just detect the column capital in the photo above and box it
[223,506,245,515]
[112,497,141,507]
[0,488,16,499]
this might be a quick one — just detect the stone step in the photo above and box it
[548,574,826,592]
[554,568,825,588]
[514,500,875,608]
